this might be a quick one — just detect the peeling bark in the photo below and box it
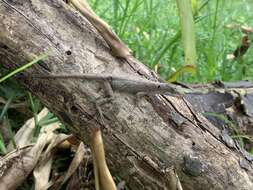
[1,0,253,189]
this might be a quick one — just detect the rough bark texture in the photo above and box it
[1,0,253,189]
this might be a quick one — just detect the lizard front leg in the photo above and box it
[94,80,115,125]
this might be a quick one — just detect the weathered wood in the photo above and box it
[1,0,253,189]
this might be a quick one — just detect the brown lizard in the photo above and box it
[32,73,184,99]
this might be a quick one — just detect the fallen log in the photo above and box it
[1,0,253,189]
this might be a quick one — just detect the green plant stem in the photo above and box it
[151,31,181,67]
[28,92,40,141]
[176,0,197,66]
[0,94,15,121]
[0,53,48,83]
[0,133,7,154]
[6,115,16,149]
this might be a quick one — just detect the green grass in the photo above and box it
[0,53,49,152]
[89,0,253,82]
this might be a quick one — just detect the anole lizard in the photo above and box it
[32,73,183,126]
[32,73,184,99]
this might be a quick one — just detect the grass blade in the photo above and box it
[0,94,15,121]
[0,53,49,83]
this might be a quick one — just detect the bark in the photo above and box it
[1,0,253,189]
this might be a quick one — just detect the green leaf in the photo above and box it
[38,111,59,126]
[5,115,17,149]
[0,94,15,121]
[0,133,7,154]
[167,64,196,82]
[191,0,198,16]
[250,147,253,155]
[28,92,40,140]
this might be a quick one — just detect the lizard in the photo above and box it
[32,73,184,100]
[31,73,184,128]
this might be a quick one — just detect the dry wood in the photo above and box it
[1,0,253,189]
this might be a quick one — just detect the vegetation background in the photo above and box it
[0,0,253,188]
[89,0,253,82]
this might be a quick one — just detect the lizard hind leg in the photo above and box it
[94,97,113,126]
